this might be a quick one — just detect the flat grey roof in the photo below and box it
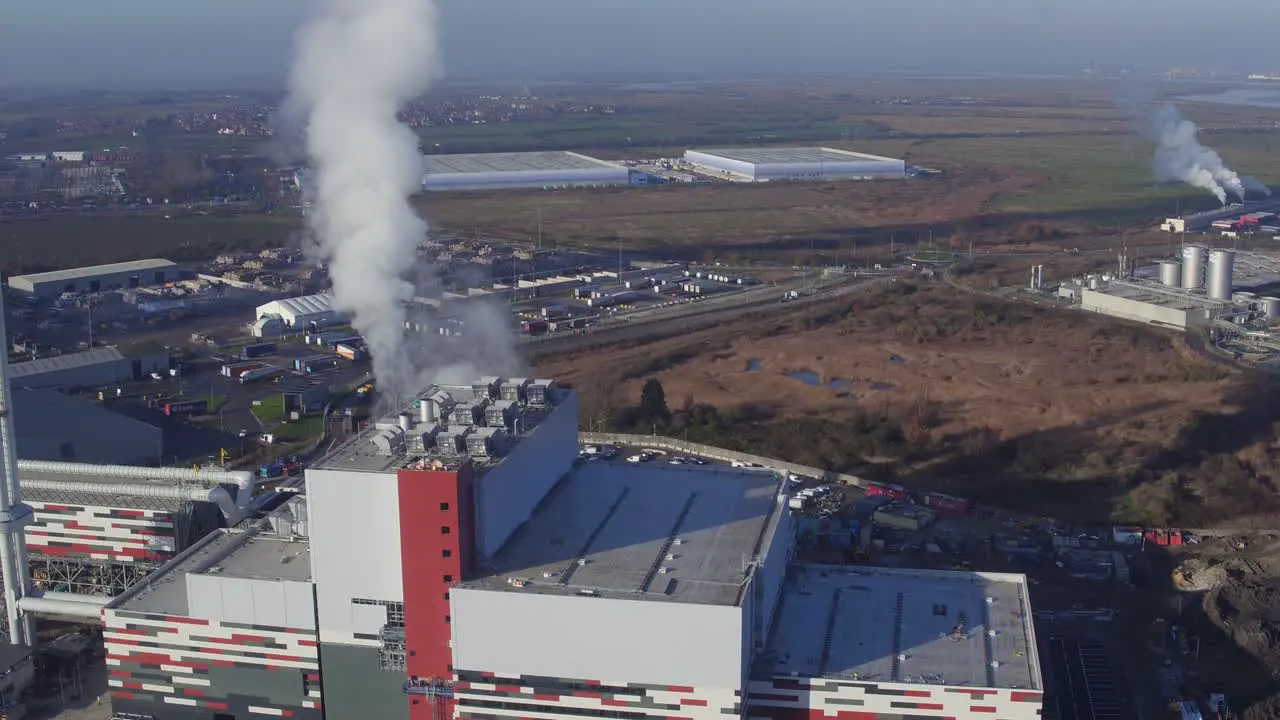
[424,151,624,175]
[110,506,311,616]
[10,258,176,285]
[459,462,786,606]
[10,347,125,379]
[756,565,1039,690]
[688,146,901,165]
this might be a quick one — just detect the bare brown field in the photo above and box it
[535,280,1280,526]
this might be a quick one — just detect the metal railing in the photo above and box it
[578,432,868,488]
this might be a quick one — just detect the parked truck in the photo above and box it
[221,361,265,379]
[239,366,283,385]
[295,355,340,373]
[164,399,208,417]
[522,320,549,335]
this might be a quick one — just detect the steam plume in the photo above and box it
[286,0,439,398]
[1150,105,1247,205]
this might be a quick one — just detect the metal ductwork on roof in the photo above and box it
[17,460,254,525]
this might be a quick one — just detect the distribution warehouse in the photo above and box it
[7,258,178,298]
[84,374,1042,720]
[421,151,631,191]
[684,147,906,183]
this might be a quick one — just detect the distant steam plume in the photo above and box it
[285,0,440,399]
[1149,105,1268,205]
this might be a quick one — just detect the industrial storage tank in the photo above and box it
[1182,245,1207,289]
[1261,297,1280,319]
[1158,260,1182,288]
[1207,249,1235,301]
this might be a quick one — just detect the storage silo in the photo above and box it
[1182,245,1207,289]
[1207,249,1235,301]
[1261,297,1280,319]
[1158,260,1182,288]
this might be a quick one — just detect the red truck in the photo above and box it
[924,492,972,515]
[865,482,910,500]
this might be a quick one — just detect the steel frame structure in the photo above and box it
[31,557,153,597]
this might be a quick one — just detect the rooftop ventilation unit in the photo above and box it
[500,378,529,403]
[371,428,407,455]
[407,425,441,453]
[473,376,502,401]
[527,379,555,407]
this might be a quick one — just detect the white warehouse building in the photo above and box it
[256,293,339,329]
[685,146,906,182]
[422,151,631,191]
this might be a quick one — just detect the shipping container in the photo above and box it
[542,305,569,320]
[334,343,362,361]
[164,399,208,416]
[243,342,278,359]
[221,361,265,378]
[522,320,548,335]
[865,482,909,500]
[924,492,971,515]
[299,356,340,373]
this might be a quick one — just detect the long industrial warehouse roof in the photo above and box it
[9,347,126,379]
[423,151,624,175]
[266,294,333,316]
[689,146,901,164]
[460,462,787,606]
[10,259,176,285]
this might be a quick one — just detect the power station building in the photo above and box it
[422,151,631,191]
[90,373,1042,720]
[8,259,179,299]
[684,147,906,183]
[8,347,170,391]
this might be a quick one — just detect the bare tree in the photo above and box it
[578,375,618,433]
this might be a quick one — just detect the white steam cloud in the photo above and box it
[1150,105,1270,205]
[286,0,439,399]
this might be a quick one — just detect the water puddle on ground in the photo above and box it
[889,354,906,365]
[786,370,855,390]
[747,358,764,371]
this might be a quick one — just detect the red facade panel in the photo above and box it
[398,463,476,720]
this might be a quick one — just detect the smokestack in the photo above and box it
[419,397,435,424]
[286,0,442,398]
[1149,106,1268,204]
[0,290,34,645]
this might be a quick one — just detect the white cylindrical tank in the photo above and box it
[1088,275,1100,290]
[398,413,414,432]
[1207,249,1235,301]
[1262,297,1280,319]
[1182,245,1207,289]
[1158,260,1182,288]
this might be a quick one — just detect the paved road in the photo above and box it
[527,275,895,357]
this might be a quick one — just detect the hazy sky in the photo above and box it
[3,0,1278,89]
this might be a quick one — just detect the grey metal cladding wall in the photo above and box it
[187,575,317,631]
[207,664,311,706]
[476,393,579,559]
[756,508,793,642]
[319,642,410,720]
[451,588,745,688]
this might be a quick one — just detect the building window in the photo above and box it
[440,502,450,511]
[444,592,450,601]
[442,549,452,558]
[445,615,451,623]
[443,575,453,583]
[441,526,451,535]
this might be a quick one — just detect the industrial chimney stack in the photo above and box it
[0,290,34,645]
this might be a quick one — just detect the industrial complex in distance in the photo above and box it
[417,146,909,191]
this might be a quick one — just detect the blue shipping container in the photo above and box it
[244,343,278,359]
